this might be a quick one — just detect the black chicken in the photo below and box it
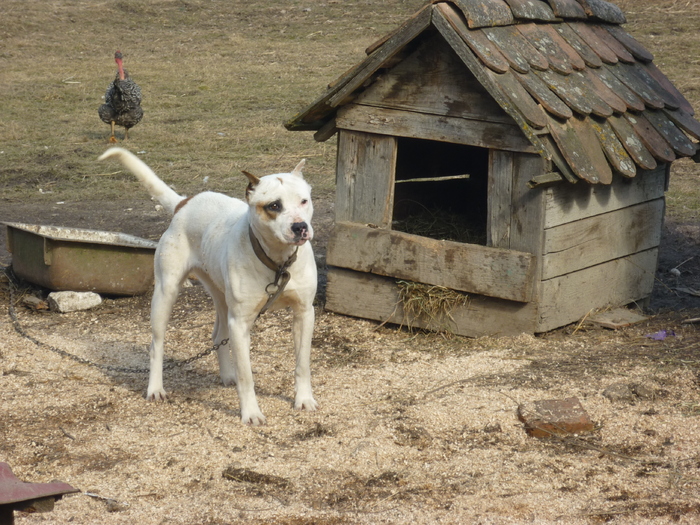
[98,51,143,142]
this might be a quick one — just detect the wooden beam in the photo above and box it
[327,222,536,302]
[325,267,537,337]
[336,104,537,153]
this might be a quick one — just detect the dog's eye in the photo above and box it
[266,201,282,213]
[301,199,308,205]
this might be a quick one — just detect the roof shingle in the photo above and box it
[286,0,699,184]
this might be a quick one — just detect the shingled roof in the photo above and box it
[285,0,700,184]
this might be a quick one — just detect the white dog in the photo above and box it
[99,148,318,425]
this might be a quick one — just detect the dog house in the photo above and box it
[286,0,700,336]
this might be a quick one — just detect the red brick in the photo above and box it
[517,397,594,438]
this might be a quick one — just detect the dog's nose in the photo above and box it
[292,222,308,237]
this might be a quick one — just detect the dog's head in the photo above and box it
[243,159,313,246]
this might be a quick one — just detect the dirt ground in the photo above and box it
[1,192,700,524]
[2,0,700,521]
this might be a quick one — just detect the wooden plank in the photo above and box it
[487,150,514,248]
[336,104,536,153]
[580,68,628,114]
[553,22,603,68]
[543,164,666,228]
[517,23,574,75]
[546,0,587,19]
[546,114,611,183]
[537,248,658,333]
[327,222,536,302]
[440,4,510,73]
[503,0,556,21]
[644,109,698,157]
[663,108,700,140]
[588,307,649,329]
[568,22,618,65]
[603,25,654,63]
[452,0,515,29]
[624,113,676,163]
[432,5,554,158]
[335,131,396,227]
[643,63,695,116]
[514,71,573,119]
[485,68,548,129]
[325,267,537,337]
[607,114,658,170]
[575,0,627,24]
[592,65,645,111]
[354,34,513,124]
[542,199,664,279]
[589,117,636,178]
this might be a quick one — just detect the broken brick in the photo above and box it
[517,397,595,438]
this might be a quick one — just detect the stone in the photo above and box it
[602,382,636,403]
[48,291,102,313]
[517,397,595,438]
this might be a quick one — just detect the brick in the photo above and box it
[517,397,594,438]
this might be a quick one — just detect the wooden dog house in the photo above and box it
[286,0,700,336]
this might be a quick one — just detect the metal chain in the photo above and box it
[4,268,224,374]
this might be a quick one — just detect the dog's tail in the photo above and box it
[98,147,184,214]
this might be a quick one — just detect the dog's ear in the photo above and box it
[291,159,306,178]
[242,171,260,201]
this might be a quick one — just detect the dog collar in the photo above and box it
[248,226,299,316]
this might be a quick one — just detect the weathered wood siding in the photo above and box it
[535,166,666,331]
[328,222,536,302]
[326,267,538,337]
[335,130,397,227]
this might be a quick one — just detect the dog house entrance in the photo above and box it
[392,137,489,245]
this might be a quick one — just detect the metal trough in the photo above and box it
[4,222,158,295]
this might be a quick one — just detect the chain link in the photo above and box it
[5,268,223,374]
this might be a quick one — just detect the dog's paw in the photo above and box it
[146,388,168,402]
[241,410,267,426]
[295,396,319,412]
[220,373,237,387]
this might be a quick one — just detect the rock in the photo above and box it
[517,397,595,438]
[48,291,102,313]
[602,382,636,403]
[631,383,656,400]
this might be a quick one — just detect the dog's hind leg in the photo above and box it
[193,271,236,387]
[146,241,191,401]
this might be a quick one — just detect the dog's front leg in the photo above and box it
[292,304,318,411]
[229,314,266,425]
